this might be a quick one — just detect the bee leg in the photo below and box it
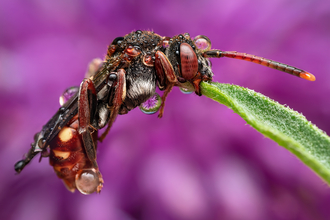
[155,51,177,118]
[14,145,40,173]
[78,79,99,168]
[99,69,126,142]
[78,78,105,193]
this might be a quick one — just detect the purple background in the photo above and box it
[1,0,330,220]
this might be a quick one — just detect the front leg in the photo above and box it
[155,51,177,118]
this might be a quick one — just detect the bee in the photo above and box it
[14,30,315,194]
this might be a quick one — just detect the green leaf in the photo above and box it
[200,81,330,184]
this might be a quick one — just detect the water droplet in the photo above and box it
[59,87,79,106]
[38,138,46,148]
[163,39,170,48]
[143,55,154,67]
[59,107,66,113]
[75,169,100,195]
[183,33,190,40]
[180,87,193,94]
[111,36,124,45]
[139,93,162,114]
[193,35,212,51]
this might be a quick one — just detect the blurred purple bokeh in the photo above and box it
[1,0,330,220]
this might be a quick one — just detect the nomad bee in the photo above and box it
[14,30,315,195]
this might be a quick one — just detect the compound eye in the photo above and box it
[193,35,212,51]
[111,36,124,45]
[75,169,100,195]
[180,43,198,80]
